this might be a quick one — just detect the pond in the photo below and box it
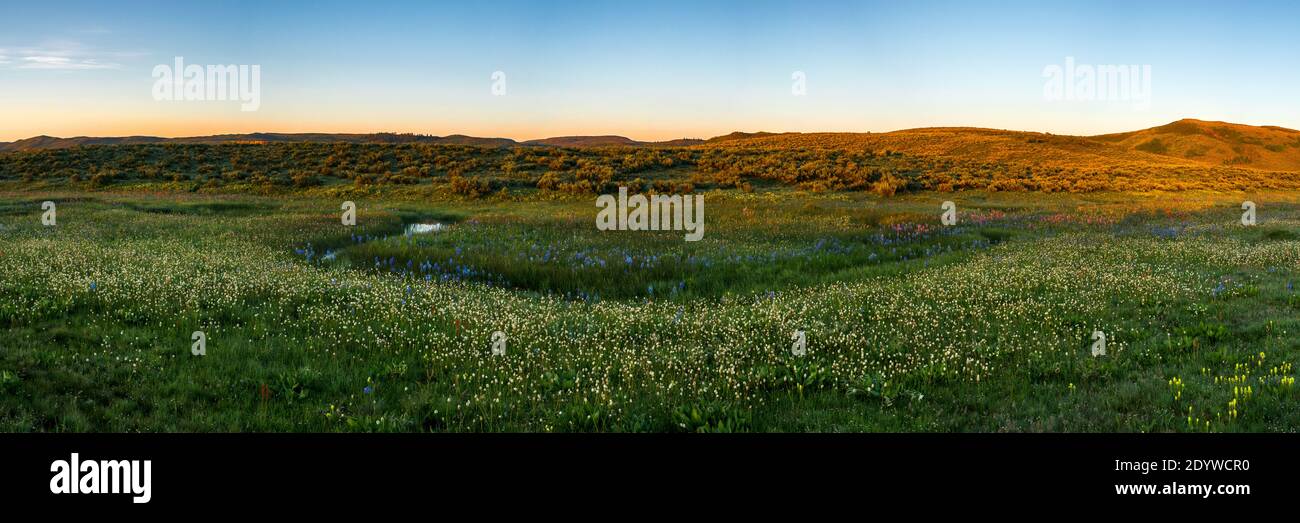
[406,223,445,234]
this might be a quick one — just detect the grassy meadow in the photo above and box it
[1,183,1297,432]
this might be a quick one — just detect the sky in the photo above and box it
[2,0,1298,142]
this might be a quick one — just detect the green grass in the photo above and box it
[1,188,1298,432]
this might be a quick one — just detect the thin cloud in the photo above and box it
[2,42,125,70]
[19,55,119,70]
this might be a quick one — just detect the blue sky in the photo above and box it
[2,0,1298,141]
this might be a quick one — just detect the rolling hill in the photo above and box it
[522,136,705,147]
[4,119,1298,178]
[1092,119,1300,171]
[0,133,517,152]
[700,119,1300,173]
[0,132,698,153]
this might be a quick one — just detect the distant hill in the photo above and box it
[0,133,519,152]
[1,135,172,151]
[655,138,708,147]
[523,135,642,147]
[0,132,698,153]
[700,119,1300,173]
[435,135,518,147]
[704,131,779,144]
[5,120,1300,174]
[522,135,706,147]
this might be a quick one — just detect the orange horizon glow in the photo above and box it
[9,114,1289,144]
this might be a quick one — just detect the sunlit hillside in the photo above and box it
[695,120,1300,192]
[4,120,1300,195]
[702,119,1300,172]
[700,127,1194,170]
[1094,119,1300,171]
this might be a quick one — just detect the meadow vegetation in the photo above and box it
[1,172,1297,431]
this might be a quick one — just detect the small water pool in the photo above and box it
[406,223,445,234]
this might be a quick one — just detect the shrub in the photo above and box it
[449,175,493,197]
[89,171,115,187]
[291,172,322,187]
[1135,138,1169,155]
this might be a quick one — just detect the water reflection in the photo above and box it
[406,223,445,234]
